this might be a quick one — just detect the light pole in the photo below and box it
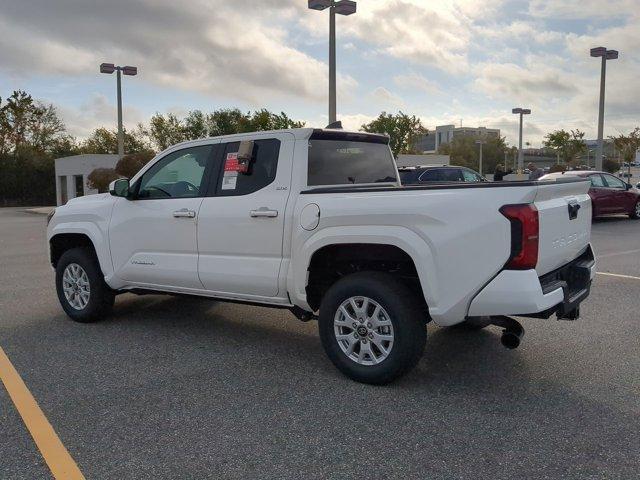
[100,63,138,157]
[590,46,618,172]
[475,139,486,175]
[512,108,531,174]
[308,0,357,125]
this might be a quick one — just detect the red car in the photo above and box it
[540,170,640,219]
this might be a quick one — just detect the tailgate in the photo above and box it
[534,179,592,276]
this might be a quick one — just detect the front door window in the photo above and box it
[137,146,213,199]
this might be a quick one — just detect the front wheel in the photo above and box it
[55,247,115,322]
[318,272,427,385]
[630,200,640,219]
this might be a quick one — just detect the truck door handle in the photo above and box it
[250,207,278,218]
[173,208,196,218]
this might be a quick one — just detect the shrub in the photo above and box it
[602,158,619,174]
[548,164,566,173]
[87,168,119,193]
[115,151,155,178]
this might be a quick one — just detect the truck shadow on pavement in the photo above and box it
[102,294,526,389]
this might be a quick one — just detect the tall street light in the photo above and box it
[308,0,357,125]
[475,139,486,175]
[590,46,618,171]
[512,108,531,174]
[100,63,138,157]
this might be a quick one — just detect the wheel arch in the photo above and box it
[294,228,437,315]
[48,224,113,278]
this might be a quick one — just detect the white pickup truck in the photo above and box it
[47,128,595,384]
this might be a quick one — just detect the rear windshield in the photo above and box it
[307,140,398,186]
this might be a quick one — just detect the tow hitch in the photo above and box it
[490,316,525,349]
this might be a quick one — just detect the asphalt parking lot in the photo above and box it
[1,207,639,479]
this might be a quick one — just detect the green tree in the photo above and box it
[437,134,507,174]
[80,127,149,154]
[610,127,640,164]
[360,112,427,157]
[143,109,306,151]
[145,113,188,151]
[543,129,587,165]
[0,90,68,155]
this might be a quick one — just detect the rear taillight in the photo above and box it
[500,204,539,270]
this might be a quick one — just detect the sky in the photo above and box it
[0,0,638,147]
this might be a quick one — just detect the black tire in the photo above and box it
[629,200,640,219]
[55,247,115,322]
[318,272,426,385]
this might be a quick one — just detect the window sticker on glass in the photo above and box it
[336,148,364,154]
[222,153,239,190]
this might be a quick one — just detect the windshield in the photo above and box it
[307,139,398,186]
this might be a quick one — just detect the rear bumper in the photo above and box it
[468,246,595,319]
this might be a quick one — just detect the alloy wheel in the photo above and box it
[62,263,91,310]
[333,296,394,365]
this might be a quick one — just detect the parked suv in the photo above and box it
[398,165,486,184]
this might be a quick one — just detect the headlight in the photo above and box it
[46,208,56,226]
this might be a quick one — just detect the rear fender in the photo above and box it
[290,225,437,313]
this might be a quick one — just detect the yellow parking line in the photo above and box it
[0,346,85,480]
[596,272,640,281]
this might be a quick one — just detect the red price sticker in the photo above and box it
[225,153,239,172]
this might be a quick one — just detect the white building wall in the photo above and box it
[54,154,120,206]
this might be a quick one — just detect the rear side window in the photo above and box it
[216,139,280,196]
[462,169,483,182]
[589,174,605,187]
[308,140,397,186]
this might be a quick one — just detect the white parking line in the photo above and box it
[597,249,640,259]
[596,272,640,281]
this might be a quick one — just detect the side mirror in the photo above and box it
[237,140,255,174]
[109,178,130,198]
[626,182,632,190]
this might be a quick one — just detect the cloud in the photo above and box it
[339,113,378,131]
[475,21,563,45]
[54,93,145,139]
[0,0,356,105]
[371,87,405,109]
[473,61,577,106]
[528,0,639,19]
[394,73,441,95]
[300,0,474,75]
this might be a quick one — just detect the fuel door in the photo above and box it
[300,203,320,231]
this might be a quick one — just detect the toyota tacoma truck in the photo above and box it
[47,127,595,384]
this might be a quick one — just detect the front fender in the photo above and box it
[48,221,114,279]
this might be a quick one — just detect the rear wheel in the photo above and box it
[55,247,115,322]
[630,200,640,219]
[318,272,426,385]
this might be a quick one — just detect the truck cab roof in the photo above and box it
[164,128,390,152]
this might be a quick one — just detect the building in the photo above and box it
[55,154,119,206]
[412,124,501,153]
